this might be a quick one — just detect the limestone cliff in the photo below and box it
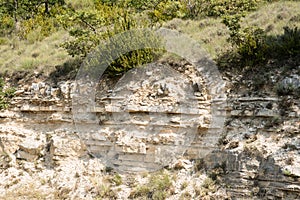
[0,63,299,199]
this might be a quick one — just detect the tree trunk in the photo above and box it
[13,0,18,23]
[44,0,49,14]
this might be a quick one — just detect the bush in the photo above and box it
[220,4,299,68]
[218,1,269,66]
[105,30,162,76]
[0,37,8,45]
[268,26,300,58]
[222,13,268,66]
[117,0,191,22]
[0,1,65,38]
[147,0,187,22]
[132,0,265,20]
[276,77,300,97]
[206,0,262,17]
[129,171,172,200]
[0,14,15,36]
[61,3,163,76]
[231,26,299,67]
[0,78,15,110]
[236,26,268,64]
[19,16,59,40]
[18,5,65,42]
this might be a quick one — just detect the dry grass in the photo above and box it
[0,30,72,75]
[163,18,229,59]
[2,184,49,200]
[162,1,300,59]
[244,1,300,35]
[65,0,95,10]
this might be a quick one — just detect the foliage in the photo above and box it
[96,184,117,199]
[236,26,267,64]
[110,174,122,186]
[60,4,126,57]
[114,0,194,22]
[0,14,15,35]
[129,170,172,200]
[179,0,207,18]
[217,0,271,66]
[0,0,66,39]
[146,0,187,23]
[201,177,215,190]
[219,0,300,68]
[115,0,264,21]
[3,183,48,200]
[222,14,242,42]
[18,11,61,41]
[0,0,65,20]
[160,0,265,20]
[129,185,150,198]
[282,169,292,177]
[276,79,300,97]
[219,24,300,68]
[1,0,299,78]
[206,0,262,17]
[0,78,15,110]
[61,2,163,76]
[267,26,300,58]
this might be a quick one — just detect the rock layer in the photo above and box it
[0,63,299,199]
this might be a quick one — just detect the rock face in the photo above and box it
[5,63,227,172]
[0,63,299,199]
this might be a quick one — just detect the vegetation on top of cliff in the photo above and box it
[0,0,299,80]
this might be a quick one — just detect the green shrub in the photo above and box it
[219,25,300,68]
[117,0,184,20]
[236,26,268,64]
[61,3,163,76]
[17,3,67,42]
[276,79,300,97]
[111,174,122,186]
[60,3,124,57]
[219,2,300,68]
[201,177,215,190]
[207,0,262,17]
[122,0,265,20]
[0,78,15,110]
[222,12,268,65]
[268,26,300,58]
[129,171,172,200]
[0,14,15,36]
[215,0,289,68]
[282,169,292,177]
[18,13,60,42]
[0,37,8,45]
[0,1,65,38]
[116,0,158,11]
[147,0,187,22]
[129,185,150,198]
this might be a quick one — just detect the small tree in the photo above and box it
[61,2,163,76]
